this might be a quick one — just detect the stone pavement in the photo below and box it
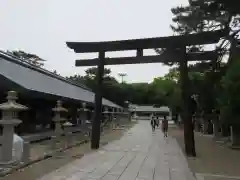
[37,121,196,180]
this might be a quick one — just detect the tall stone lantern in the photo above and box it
[124,101,131,121]
[0,91,28,164]
[101,107,109,132]
[52,100,68,142]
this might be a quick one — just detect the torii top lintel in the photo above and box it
[66,29,227,53]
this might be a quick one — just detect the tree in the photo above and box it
[171,0,240,34]
[66,65,202,116]
[85,67,111,79]
[171,0,240,64]
[67,67,129,106]
[218,58,240,145]
[7,50,46,67]
[67,74,85,82]
[163,67,180,81]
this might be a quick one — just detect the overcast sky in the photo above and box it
[0,0,188,83]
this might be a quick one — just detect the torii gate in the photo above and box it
[66,29,227,157]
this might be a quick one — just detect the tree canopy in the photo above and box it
[66,67,183,111]
[7,50,46,67]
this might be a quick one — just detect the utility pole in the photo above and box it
[118,73,127,83]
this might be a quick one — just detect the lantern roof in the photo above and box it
[0,91,28,111]
[52,100,68,112]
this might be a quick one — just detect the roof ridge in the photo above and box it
[0,50,91,90]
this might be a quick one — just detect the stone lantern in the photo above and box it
[116,109,121,127]
[63,121,73,134]
[78,102,90,125]
[0,91,28,165]
[124,101,131,121]
[112,108,117,129]
[102,107,110,123]
[119,108,125,123]
[52,100,68,142]
[63,121,73,147]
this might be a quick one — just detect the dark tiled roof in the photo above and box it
[0,51,121,108]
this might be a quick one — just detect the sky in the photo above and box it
[0,0,189,83]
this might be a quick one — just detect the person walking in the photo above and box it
[150,114,156,132]
[162,116,168,137]
[156,116,160,128]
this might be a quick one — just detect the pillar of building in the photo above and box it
[0,91,28,165]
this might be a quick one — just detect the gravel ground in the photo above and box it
[168,125,240,180]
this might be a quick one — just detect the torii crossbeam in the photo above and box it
[74,51,218,66]
[66,29,227,157]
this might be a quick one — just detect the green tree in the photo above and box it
[171,0,240,67]
[218,59,240,124]
[163,67,179,81]
[85,67,111,79]
[7,50,46,67]
[67,67,128,106]
[218,58,240,145]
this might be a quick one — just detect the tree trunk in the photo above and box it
[179,47,196,157]
[230,125,240,146]
[207,120,213,134]
[202,119,208,134]
[221,124,230,137]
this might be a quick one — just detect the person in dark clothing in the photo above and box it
[150,115,156,132]
[156,116,160,127]
[162,116,168,137]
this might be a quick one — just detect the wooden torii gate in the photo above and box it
[66,29,227,157]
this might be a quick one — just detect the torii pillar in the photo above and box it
[91,51,105,149]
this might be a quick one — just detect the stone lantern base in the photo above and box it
[0,119,22,167]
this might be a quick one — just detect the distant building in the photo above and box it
[129,104,171,120]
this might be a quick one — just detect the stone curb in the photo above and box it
[0,139,89,177]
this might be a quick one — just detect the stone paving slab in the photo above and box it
[37,121,196,180]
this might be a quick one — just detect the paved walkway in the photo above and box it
[37,121,196,180]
